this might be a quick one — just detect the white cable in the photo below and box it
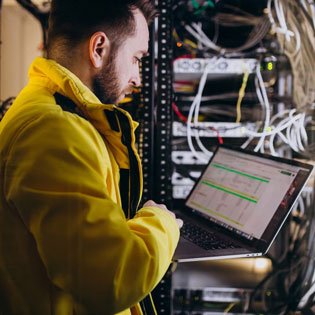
[301,0,308,11]
[267,0,295,42]
[187,95,207,163]
[185,23,224,53]
[187,59,221,163]
[275,0,295,41]
[255,75,265,108]
[185,25,206,45]
[298,281,315,309]
[292,111,305,151]
[244,114,302,137]
[187,58,227,163]
[291,22,301,55]
[185,25,219,51]
[267,0,277,28]
[241,136,254,149]
[286,121,299,152]
[241,72,267,150]
[287,109,307,152]
[269,115,291,156]
[196,22,205,49]
[254,62,271,153]
[193,59,221,156]
[286,110,299,151]
[186,66,212,163]
[243,95,308,156]
[241,71,267,150]
[268,109,308,155]
[298,112,308,148]
[275,0,289,38]
[300,114,309,144]
[191,22,222,52]
[269,109,291,125]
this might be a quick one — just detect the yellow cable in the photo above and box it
[184,39,198,48]
[173,29,180,42]
[236,69,249,123]
[223,302,237,313]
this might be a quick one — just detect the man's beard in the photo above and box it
[92,52,121,105]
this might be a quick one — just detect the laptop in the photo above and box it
[173,145,314,262]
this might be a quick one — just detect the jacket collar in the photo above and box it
[28,57,139,136]
[29,57,143,212]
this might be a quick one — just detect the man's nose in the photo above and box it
[130,65,141,87]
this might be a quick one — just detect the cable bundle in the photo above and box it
[186,57,223,163]
[239,60,309,156]
[267,0,315,112]
[249,184,315,313]
[181,5,271,56]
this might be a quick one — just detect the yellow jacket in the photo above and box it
[0,57,179,314]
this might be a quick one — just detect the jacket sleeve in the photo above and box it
[4,110,180,314]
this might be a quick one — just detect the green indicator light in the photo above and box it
[280,171,292,176]
[267,62,273,70]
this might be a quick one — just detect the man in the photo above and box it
[0,0,182,314]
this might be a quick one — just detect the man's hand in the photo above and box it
[143,200,183,229]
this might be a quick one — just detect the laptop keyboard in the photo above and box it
[181,221,241,251]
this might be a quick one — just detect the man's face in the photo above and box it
[92,10,149,105]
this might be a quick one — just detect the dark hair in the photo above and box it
[47,0,157,55]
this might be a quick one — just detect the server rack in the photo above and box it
[143,1,315,314]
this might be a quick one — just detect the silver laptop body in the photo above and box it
[173,145,314,263]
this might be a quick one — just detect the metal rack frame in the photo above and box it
[154,0,174,207]
[138,22,156,205]
[150,1,174,314]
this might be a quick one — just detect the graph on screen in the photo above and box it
[186,148,298,239]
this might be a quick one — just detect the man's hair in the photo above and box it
[47,0,157,57]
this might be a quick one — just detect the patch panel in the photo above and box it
[173,58,257,81]
[172,171,201,185]
[173,185,194,199]
[173,121,258,138]
[172,151,211,165]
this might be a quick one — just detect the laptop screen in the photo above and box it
[185,146,313,245]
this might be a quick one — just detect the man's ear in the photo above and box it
[89,32,110,69]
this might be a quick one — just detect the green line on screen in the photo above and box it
[212,164,269,183]
[203,179,258,201]
[201,181,258,203]
[280,171,292,176]
[190,201,244,226]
